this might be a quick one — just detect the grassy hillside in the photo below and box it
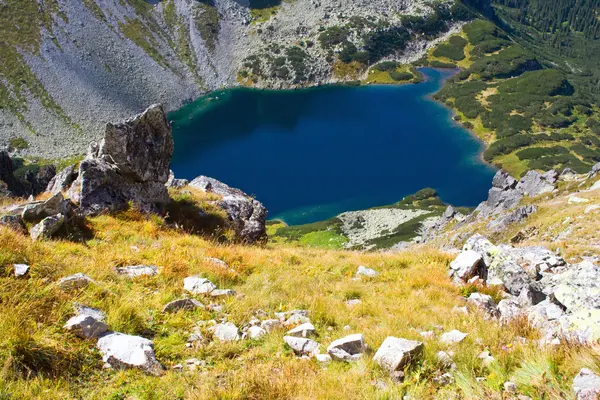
[2,183,600,399]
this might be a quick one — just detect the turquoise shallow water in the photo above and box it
[169,68,496,225]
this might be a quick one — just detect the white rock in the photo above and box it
[436,351,454,368]
[284,313,310,327]
[283,336,319,357]
[373,337,423,372]
[439,330,467,344]
[184,276,217,295]
[97,332,163,375]
[247,326,267,340]
[356,265,378,277]
[210,289,236,298]
[162,298,204,313]
[478,351,495,366]
[212,322,240,342]
[286,322,316,338]
[345,299,361,307]
[450,250,483,280]
[13,264,29,277]
[420,331,434,339]
[327,334,366,361]
[58,273,94,291]
[569,195,590,204]
[115,265,159,278]
[573,368,600,400]
[468,293,498,317]
[504,381,518,394]
[315,353,332,363]
[261,319,282,332]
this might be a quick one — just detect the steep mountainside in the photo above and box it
[1,0,468,158]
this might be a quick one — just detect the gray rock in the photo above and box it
[30,214,64,240]
[261,319,282,332]
[58,273,95,291]
[326,334,366,361]
[463,234,497,267]
[467,293,498,317]
[517,170,558,197]
[504,381,518,394]
[286,322,316,338]
[489,259,532,296]
[373,337,423,372]
[64,309,108,339]
[69,104,172,215]
[13,264,30,277]
[487,205,537,232]
[210,289,236,298]
[0,214,26,233]
[96,332,163,375]
[506,246,566,278]
[184,276,217,295]
[46,165,77,195]
[356,265,378,277]
[498,298,523,323]
[115,265,159,278]
[476,171,523,218]
[162,298,204,313]
[573,368,600,400]
[21,192,65,222]
[283,336,320,357]
[166,170,189,188]
[315,353,332,363]
[450,250,483,281]
[591,162,600,177]
[189,176,267,243]
[284,313,311,327]
[212,323,240,342]
[439,330,467,344]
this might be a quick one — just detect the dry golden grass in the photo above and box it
[1,184,600,398]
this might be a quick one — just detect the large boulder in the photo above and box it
[0,151,24,197]
[476,170,523,218]
[283,336,320,357]
[449,250,484,281]
[373,337,423,372]
[69,104,173,215]
[516,170,558,197]
[46,165,78,195]
[96,332,163,375]
[30,214,64,241]
[189,176,267,243]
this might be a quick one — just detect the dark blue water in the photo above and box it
[170,68,496,225]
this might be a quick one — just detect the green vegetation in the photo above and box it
[119,18,168,68]
[192,1,220,52]
[8,138,29,151]
[432,36,468,61]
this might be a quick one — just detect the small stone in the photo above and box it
[452,306,468,315]
[478,351,495,366]
[283,313,310,327]
[210,289,236,298]
[65,314,108,339]
[439,330,467,344]
[419,331,434,339]
[172,364,183,371]
[436,351,454,368]
[58,273,94,291]
[373,337,423,372]
[467,293,498,317]
[261,319,281,332]
[286,322,316,338]
[246,326,267,340]
[212,322,240,342]
[450,250,483,281]
[316,353,332,363]
[434,372,454,386]
[345,299,361,307]
[569,195,590,204]
[115,265,159,278]
[327,334,366,362]
[283,336,319,357]
[504,381,518,394]
[13,264,30,277]
[356,265,378,277]
[184,276,217,295]
[162,298,204,313]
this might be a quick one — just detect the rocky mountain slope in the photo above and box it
[1,0,468,159]
[2,105,600,399]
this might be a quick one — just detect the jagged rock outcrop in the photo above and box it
[189,176,267,243]
[68,104,173,215]
[46,165,78,195]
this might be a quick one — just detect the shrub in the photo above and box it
[429,60,457,69]
[373,61,399,72]
[463,19,505,44]
[516,146,569,160]
[432,36,467,61]
[318,26,349,49]
[390,71,413,81]
[8,137,29,151]
[498,69,574,97]
[469,46,541,80]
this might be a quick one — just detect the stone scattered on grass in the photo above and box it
[449,250,483,281]
[286,323,316,338]
[212,322,240,342]
[13,264,29,277]
[115,265,159,278]
[97,332,163,375]
[327,334,366,362]
[439,330,467,344]
[184,276,217,295]
[573,368,600,400]
[356,265,378,277]
[373,337,423,372]
[283,336,320,357]
[30,214,64,241]
[58,273,95,291]
[162,298,204,313]
[246,326,267,340]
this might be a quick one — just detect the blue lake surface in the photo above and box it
[170,68,496,225]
